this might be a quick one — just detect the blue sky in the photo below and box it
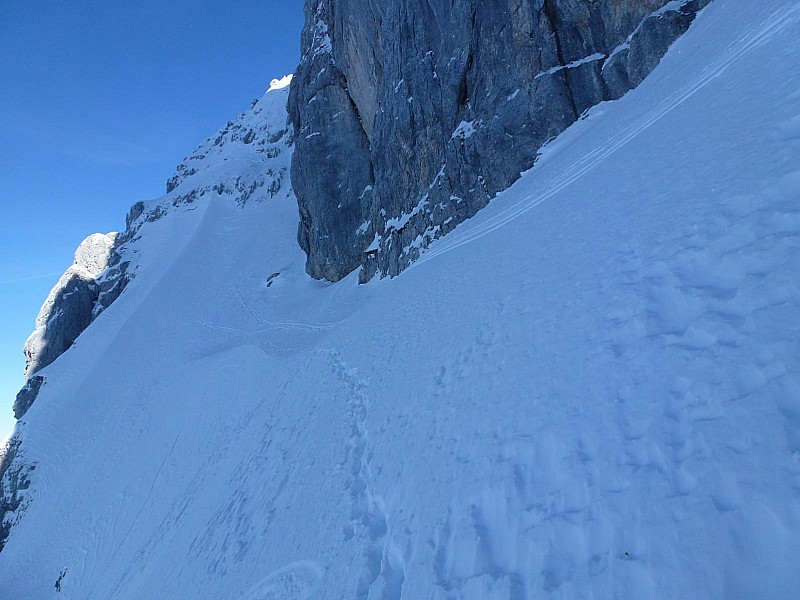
[0,1,304,441]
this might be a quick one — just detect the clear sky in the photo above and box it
[0,1,304,442]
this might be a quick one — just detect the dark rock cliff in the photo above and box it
[289,0,711,281]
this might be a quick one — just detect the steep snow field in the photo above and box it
[3,0,800,597]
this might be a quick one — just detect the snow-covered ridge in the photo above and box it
[0,77,295,554]
[94,76,295,319]
[25,76,295,387]
[165,75,293,202]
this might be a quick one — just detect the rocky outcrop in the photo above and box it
[0,435,31,552]
[1,79,297,554]
[11,377,44,421]
[289,0,712,281]
[23,232,119,378]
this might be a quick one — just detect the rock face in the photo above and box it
[23,232,119,378]
[11,377,44,421]
[289,0,711,281]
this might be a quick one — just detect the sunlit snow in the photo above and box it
[2,1,800,598]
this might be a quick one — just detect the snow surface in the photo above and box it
[3,0,800,597]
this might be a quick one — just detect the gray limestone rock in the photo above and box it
[23,232,118,378]
[289,0,712,281]
[0,435,33,552]
[288,3,377,281]
[12,376,44,421]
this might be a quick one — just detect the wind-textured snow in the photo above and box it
[2,0,800,598]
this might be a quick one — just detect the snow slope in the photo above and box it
[3,0,800,597]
